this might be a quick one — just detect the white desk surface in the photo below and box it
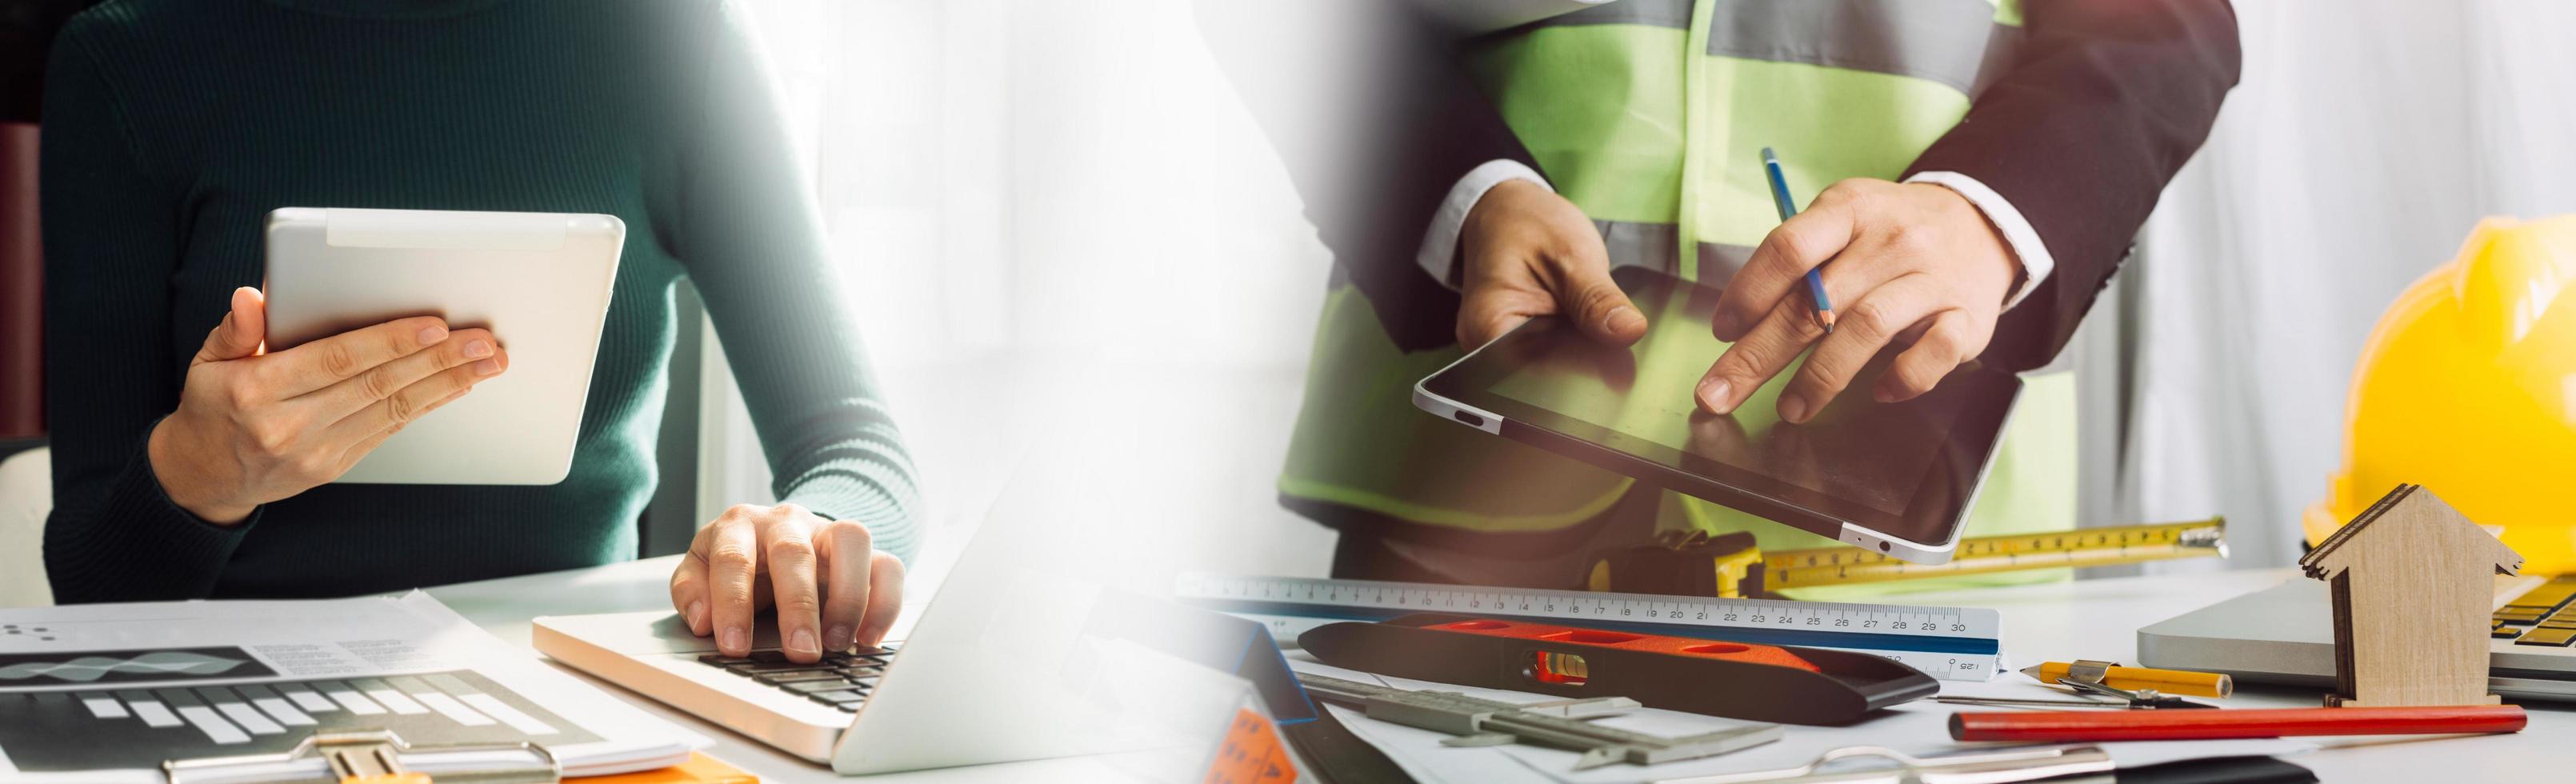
[427,557,2573,783]
[425,554,1128,783]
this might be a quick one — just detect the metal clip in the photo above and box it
[2054,675,2215,710]
[1930,678,2217,710]
[1930,658,2217,711]
[164,728,560,784]
[2063,659,2117,686]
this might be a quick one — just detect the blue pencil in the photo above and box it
[1760,147,1834,334]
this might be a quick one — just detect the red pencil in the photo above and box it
[1949,705,2526,742]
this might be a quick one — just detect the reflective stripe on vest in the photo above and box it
[1466,0,2020,283]
[1597,219,1755,286]
[1279,0,2056,537]
[1529,0,2018,95]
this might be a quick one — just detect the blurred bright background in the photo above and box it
[683,0,2576,582]
[698,0,1342,580]
[2,0,2568,606]
[2074,0,2576,571]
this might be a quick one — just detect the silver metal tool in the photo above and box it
[1929,675,2217,710]
[2056,675,2216,708]
[1294,672,1781,770]
[2062,659,2119,686]
[1653,744,2116,783]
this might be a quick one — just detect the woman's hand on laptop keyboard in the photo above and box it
[669,502,906,662]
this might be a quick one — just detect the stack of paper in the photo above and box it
[0,592,703,782]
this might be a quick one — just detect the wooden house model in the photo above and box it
[2300,483,2523,707]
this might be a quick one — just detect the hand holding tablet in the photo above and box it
[262,207,624,485]
[147,286,510,524]
[1418,266,2022,563]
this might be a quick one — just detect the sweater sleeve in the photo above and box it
[40,21,261,603]
[666,1,922,562]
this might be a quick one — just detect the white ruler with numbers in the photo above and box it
[1173,574,2002,681]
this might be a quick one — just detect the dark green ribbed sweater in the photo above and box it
[39,0,919,602]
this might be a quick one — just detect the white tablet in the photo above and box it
[262,207,624,485]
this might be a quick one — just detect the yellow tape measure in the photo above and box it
[1757,518,2228,594]
[1590,518,2227,598]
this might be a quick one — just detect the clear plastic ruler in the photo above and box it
[1174,574,2002,682]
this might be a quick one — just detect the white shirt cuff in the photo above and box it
[1904,171,2054,311]
[1418,159,1553,290]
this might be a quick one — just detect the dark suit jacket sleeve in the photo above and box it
[1195,0,1536,352]
[1906,0,2242,371]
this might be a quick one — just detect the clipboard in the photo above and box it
[162,728,560,784]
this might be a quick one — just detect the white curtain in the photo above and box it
[2091,0,2576,571]
[701,0,1338,569]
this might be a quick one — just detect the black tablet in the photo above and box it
[1414,266,2022,564]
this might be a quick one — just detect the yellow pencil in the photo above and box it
[2022,661,2234,698]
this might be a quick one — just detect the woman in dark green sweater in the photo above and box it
[40,0,914,664]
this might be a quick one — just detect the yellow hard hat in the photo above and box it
[2305,216,2576,574]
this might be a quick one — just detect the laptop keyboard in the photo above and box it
[697,643,899,713]
[2492,575,2576,647]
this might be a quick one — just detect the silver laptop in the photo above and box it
[2138,574,2576,702]
[531,500,1226,774]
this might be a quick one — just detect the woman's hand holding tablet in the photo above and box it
[146,286,509,524]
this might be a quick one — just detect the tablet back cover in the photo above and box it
[262,207,622,485]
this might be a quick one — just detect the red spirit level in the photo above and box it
[1300,613,1938,726]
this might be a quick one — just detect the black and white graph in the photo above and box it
[0,670,599,773]
[0,647,276,686]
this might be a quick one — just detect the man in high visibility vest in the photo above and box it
[1202,0,2239,596]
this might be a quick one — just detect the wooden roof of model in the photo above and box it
[2301,483,2522,579]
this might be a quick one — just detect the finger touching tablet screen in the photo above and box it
[1414,266,2022,564]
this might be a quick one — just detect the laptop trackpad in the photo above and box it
[538,610,782,655]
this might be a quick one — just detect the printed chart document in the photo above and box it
[0,592,703,782]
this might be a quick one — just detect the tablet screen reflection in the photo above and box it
[1485,278,1981,518]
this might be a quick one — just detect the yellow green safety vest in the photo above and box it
[1278,0,2078,598]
